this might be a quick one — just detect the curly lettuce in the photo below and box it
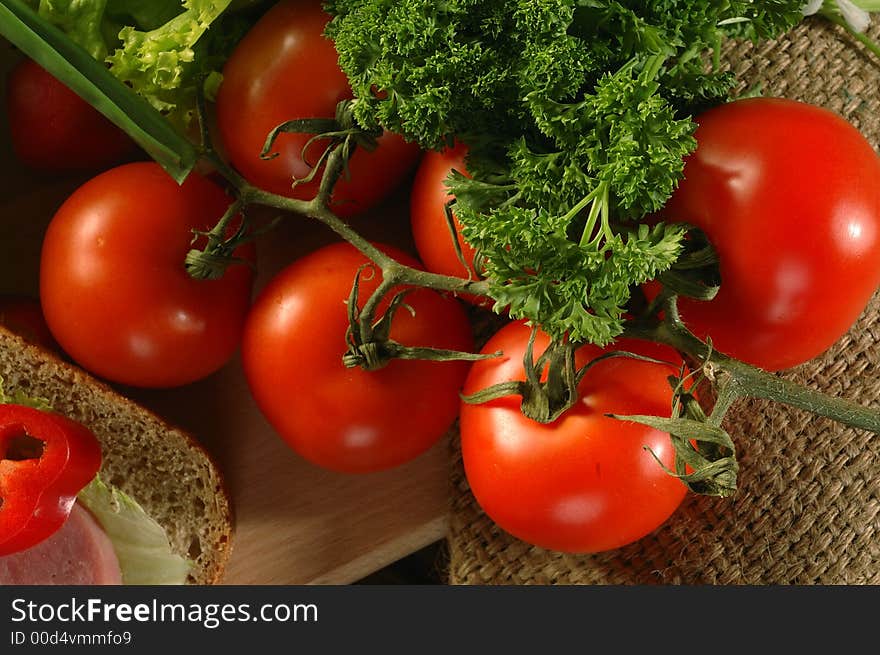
[28,0,248,125]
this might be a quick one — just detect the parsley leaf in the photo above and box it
[327,0,805,343]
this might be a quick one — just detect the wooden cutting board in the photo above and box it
[0,43,450,585]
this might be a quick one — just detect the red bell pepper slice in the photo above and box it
[0,404,102,556]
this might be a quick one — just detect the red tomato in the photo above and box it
[40,162,255,388]
[242,241,474,473]
[410,142,488,305]
[0,294,58,352]
[216,0,421,217]
[460,320,688,553]
[6,58,138,173]
[664,97,880,371]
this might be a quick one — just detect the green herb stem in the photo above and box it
[576,183,608,248]
[821,8,880,62]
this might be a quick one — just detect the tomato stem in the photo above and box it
[220,149,492,300]
[232,193,495,313]
[184,199,246,280]
[624,297,880,436]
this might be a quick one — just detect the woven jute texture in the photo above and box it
[447,18,880,585]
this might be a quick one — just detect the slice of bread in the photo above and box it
[0,325,233,584]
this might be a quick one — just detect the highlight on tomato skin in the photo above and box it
[39,162,256,389]
[663,96,880,372]
[459,320,688,554]
[241,241,475,474]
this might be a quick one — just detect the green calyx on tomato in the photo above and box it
[342,262,496,372]
[462,318,739,498]
[40,161,256,389]
[610,378,739,499]
[0,403,102,556]
[242,241,476,474]
[462,325,582,424]
[259,98,383,186]
[460,320,691,554]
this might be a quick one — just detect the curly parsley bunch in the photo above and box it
[326,0,805,343]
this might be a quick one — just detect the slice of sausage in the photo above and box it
[0,502,122,584]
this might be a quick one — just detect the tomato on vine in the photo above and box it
[6,58,138,173]
[215,0,421,217]
[664,97,880,371]
[460,320,688,553]
[40,162,255,388]
[410,142,484,302]
[242,241,474,474]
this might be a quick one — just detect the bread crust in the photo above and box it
[0,325,234,584]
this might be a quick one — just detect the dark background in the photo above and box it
[356,541,445,584]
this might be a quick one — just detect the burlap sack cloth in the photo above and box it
[447,18,880,585]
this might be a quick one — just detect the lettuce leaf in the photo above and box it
[27,0,239,126]
[34,0,110,59]
[77,477,191,586]
[105,0,233,120]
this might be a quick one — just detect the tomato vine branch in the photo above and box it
[624,296,880,435]
[196,131,491,300]
[195,121,880,440]
[187,99,880,500]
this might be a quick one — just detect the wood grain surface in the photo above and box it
[0,42,450,585]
